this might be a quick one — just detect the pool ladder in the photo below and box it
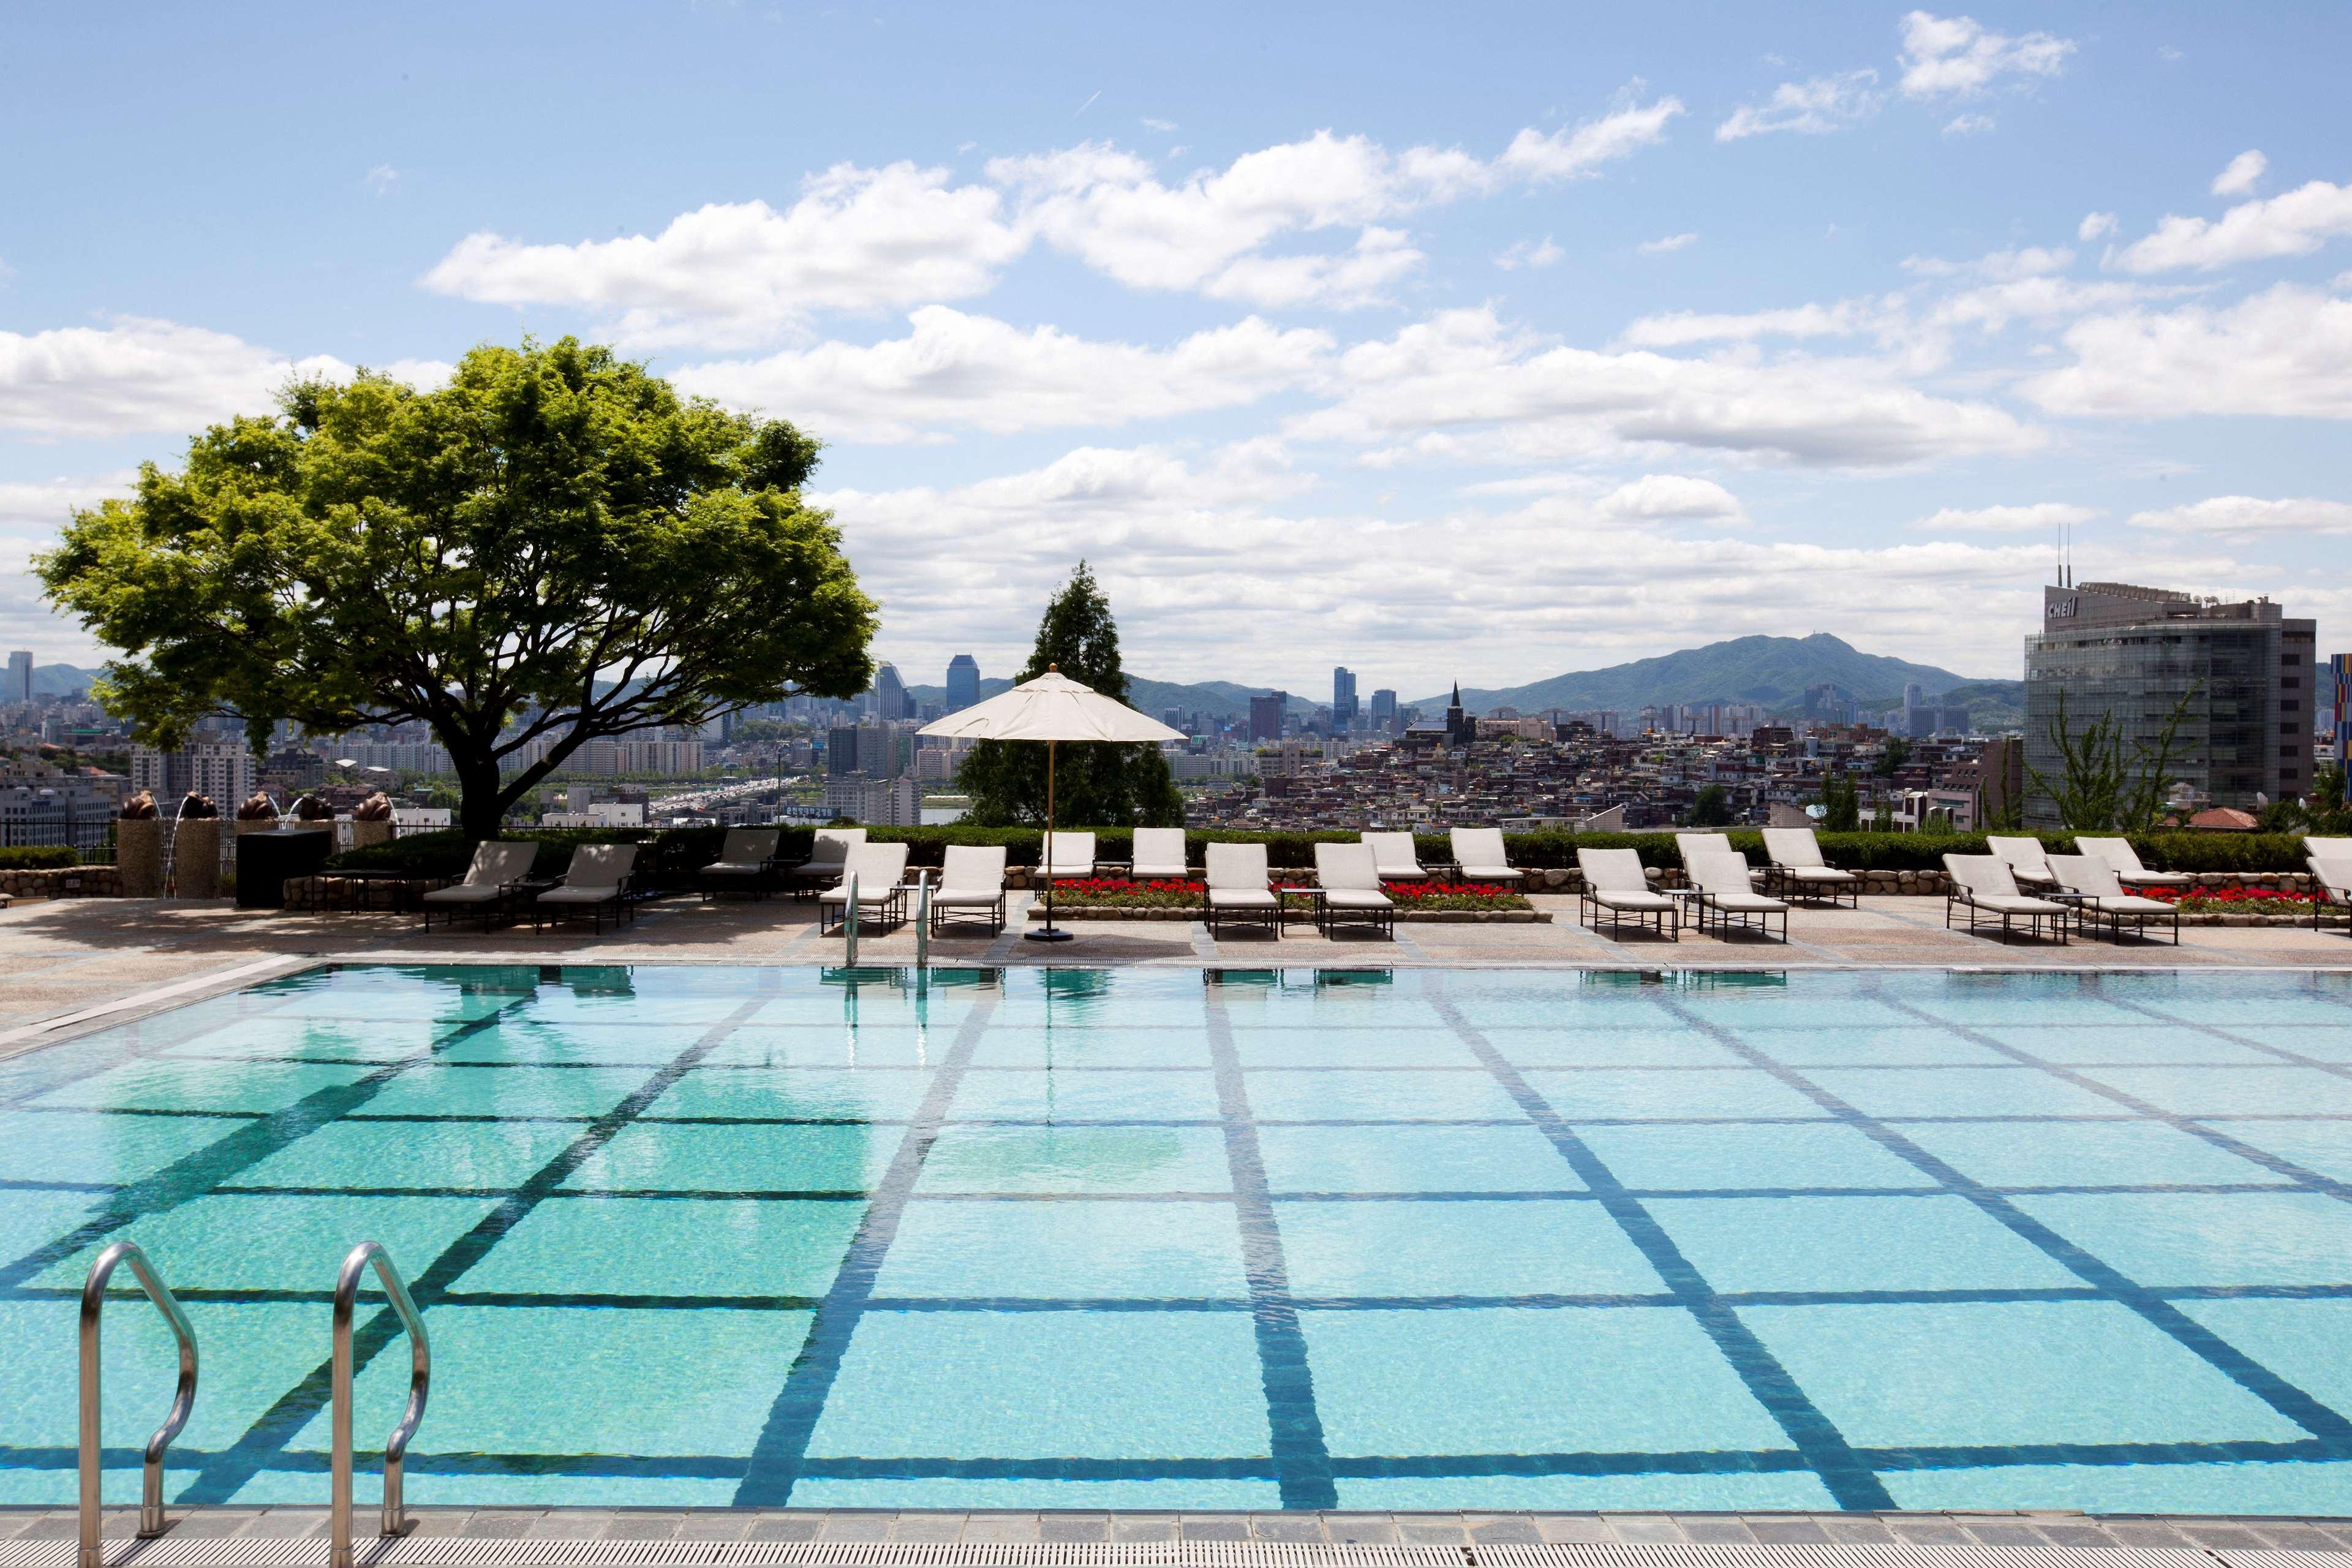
[78,1239,431,1568]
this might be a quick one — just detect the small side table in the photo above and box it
[1276,886,1325,933]
[1664,888,1705,935]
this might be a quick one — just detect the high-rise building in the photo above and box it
[1332,667,1359,729]
[872,663,909,722]
[945,654,981,713]
[2024,580,2316,826]
[2331,653,2351,802]
[1248,692,1286,742]
[826,725,862,775]
[1368,688,1398,728]
[7,650,31,703]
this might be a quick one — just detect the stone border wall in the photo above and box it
[0,865,123,899]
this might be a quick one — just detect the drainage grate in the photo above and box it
[4,1539,2342,1568]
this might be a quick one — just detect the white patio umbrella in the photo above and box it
[920,668,1183,943]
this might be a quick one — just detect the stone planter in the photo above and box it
[117,818,164,898]
[173,819,222,899]
[233,817,281,839]
[350,819,394,850]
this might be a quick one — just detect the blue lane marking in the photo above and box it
[180,992,777,1503]
[1677,992,2352,1457]
[1424,976,1897,1512]
[1202,988,1340,1509]
[731,990,1001,1507]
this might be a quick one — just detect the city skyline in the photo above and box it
[2,4,2346,690]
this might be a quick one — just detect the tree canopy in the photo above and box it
[957,562,1182,827]
[39,338,876,837]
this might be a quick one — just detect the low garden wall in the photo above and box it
[0,864,122,899]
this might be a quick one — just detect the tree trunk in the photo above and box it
[455,755,507,841]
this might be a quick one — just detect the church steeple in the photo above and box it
[1444,680,1468,746]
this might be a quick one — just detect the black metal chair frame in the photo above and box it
[1945,891,2070,944]
[1763,865,1860,908]
[1580,886,1679,941]
[1695,892,1788,943]
[819,881,910,935]
[1204,886,1284,939]
[929,888,1007,938]
[532,873,638,935]
[1317,893,1396,940]
[420,877,540,934]
[699,854,790,903]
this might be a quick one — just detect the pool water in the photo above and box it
[4,963,2351,1515]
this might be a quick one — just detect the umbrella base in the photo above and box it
[1023,927,1077,943]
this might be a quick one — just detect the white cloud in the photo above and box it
[1619,298,1892,347]
[1943,113,1996,137]
[1496,235,1571,268]
[2127,494,2352,539]
[0,472,138,535]
[421,164,1027,347]
[2109,179,2352,274]
[1903,244,2071,281]
[1910,500,2095,533]
[1928,276,2171,333]
[0,318,354,439]
[1496,237,1565,270]
[671,306,1332,443]
[2022,283,2352,417]
[1715,70,1883,141]
[1598,474,1747,524]
[1495,95,1686,181]
[1638,232,1699,255]
[2211,149,2267,198]
[363,164,399,194]
[1293,306,2040,469]
[1898,11,2076,97]
[1140,118,1177,132]
[2078,211,2117,242]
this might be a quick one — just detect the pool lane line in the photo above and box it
[2102,993,2352,1083]
[731,989,1003,1508]
[1875,994,2352,1206]
[1664,992,2352,1457]
[0,998,535,1293]
[181,989,782,1505]
[1423,976,1898,1512]
[1200,989,1340,1510]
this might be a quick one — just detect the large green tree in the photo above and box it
[39,339,876,839]
[957,562,1182,827]
[2027,687,2197,831]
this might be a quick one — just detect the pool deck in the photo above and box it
[11,1502,2352,1564]
[0,889,2346,1055]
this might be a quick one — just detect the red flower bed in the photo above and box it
[2137,884,2316,912]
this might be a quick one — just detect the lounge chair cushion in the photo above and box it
[1708,891,1787,913]
[1782,865,1856,884]
[703,860,767,876]
[1208,888,1278,908]
[422,884,503,904]
[537,884,621,907]
[1591,890,1675,912]
[1964,892,2066,915]
[1457,864,1523,882]
[1133,863,1189,878]
[1324,888,1393,910]
[931,888,1003,908]
[2081,894,2175,915]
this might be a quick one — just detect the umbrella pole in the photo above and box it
[1026,736,1073,943]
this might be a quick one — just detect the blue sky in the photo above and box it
[4,2,2346,695]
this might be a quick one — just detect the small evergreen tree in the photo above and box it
[957,563,1183,827]
[2027,687,2198,831]
[1687,785,1734,826]
[1818,772,1861,831]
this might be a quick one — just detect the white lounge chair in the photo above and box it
[1360,831,1433,882]
[787,828,867,899]
[1675,832,1758,891]
[699,827,783,901]
[1313,842,1396,939]
[1986,835,2062,892]
[1576,847,1678,941]
[2046,853,2178,945]
[1042,831,1098,881]
[1943,854,2070,944]
[1203,842,1281,938]
[2309,850,2352,936]
[1449,827,1523,885]
[420,842,540,932]
[533,844,639,934]
[1685,848,1789,941]
[818,843,913,935]
[1130,827,1190,881]
[1760,827,1860,907]
[928,845,1008,937]
[2070,835,2192,890]
[2301,837,2352,864]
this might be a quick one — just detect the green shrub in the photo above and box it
[2124,831,2309,873]
[0,846,80,870]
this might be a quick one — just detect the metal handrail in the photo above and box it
[80,1240,198,1568]
[843,870,860,965]
[331,1242,431,1568]
[913,869,932,970]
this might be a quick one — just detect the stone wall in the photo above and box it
[0,865,123,899]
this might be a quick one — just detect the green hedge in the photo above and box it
[326,823,2326,883]
[0,846,80,870]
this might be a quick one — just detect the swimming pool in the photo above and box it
[4,962,2351,1516]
